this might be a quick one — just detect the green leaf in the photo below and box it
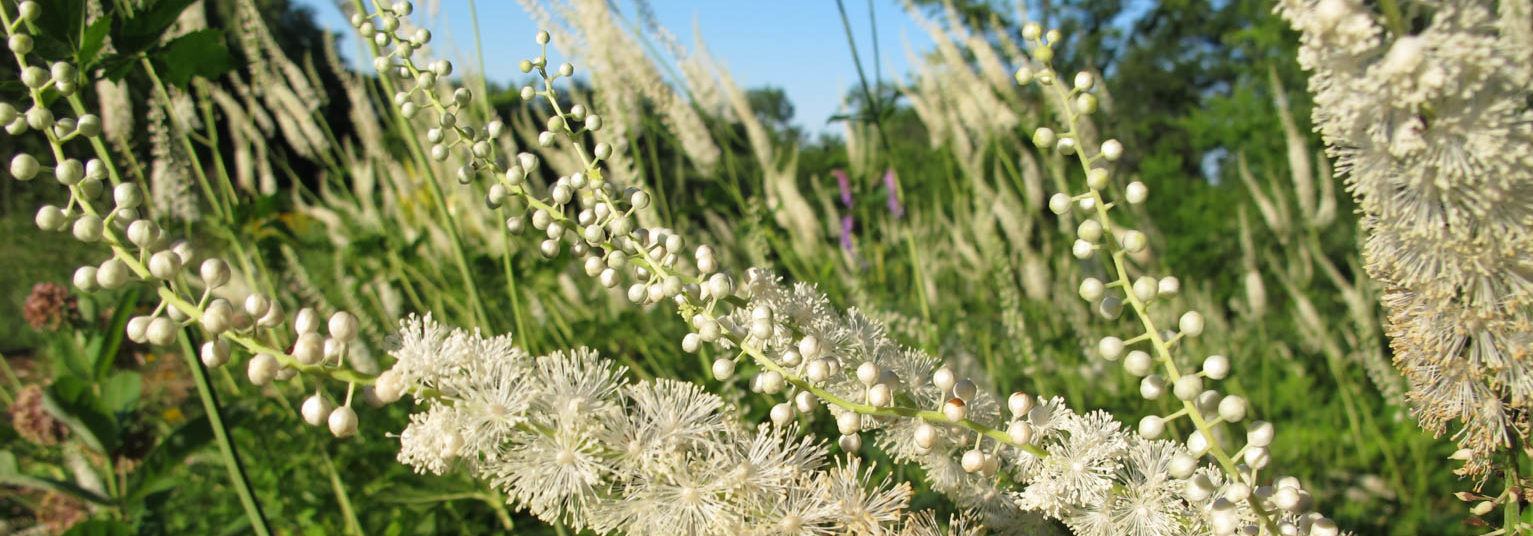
[62,520,134,536]
[30,0,86,61]
[125,413,215,504]
[45,377,118,452]
[77,16,113,72]
[49,332,93,380]
[99,371,141,417]
[93,287,139,381]
[151,29,233,88]
[96,53,139,82]
[111,0,197,55]
[0,450,113,505]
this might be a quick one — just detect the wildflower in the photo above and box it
[23,282,76,331]
[10,385,68,446]
[1278,0,1533,475]
[882,169,905,218]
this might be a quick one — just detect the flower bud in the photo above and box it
[248,354,279,385]
[770,403,794,427]
[1247,420,1274,447]
[200,258,231,288]
[1138,415,1165,438]
[302,394,334,426]
[148,250,181,280]
[329,311,359,342]
[201,340,231,368]
[1101,139,1123,161]
[1126,181,1148,204]
[1203,354,1230,380]
[1031,127,1055,148]
[97,259,130,289]
[294,333,325,365]
[1169,454,1198,479]
[867,384,892,407]
[295,307,321,335]
[1078,277,1105,302]
[710,357,735,381]
[838,433,861,453]
[942,397,968,422]
[1008,420,1034,444]
[1124,350,1154,376]
[758,370,785,394]
[795,391,817,413]
[73,265,98,292]
[146,316,177,346]
[836,411,862,435]
[1179,311,1205,337]
[1140,374,1166,399]
[855,362,880,387]
[1048,192,1071,215]
[1008,392,1033,417]
[11,153,39,180]
[71,214,102,242]
[203,299,233,335]
[8,34,33,55]
[961,449,985,473]
[1073,71,1094,91]
[1076,219,1103,242]
[1219,395,1248,423]
[1174,375,1203,401]
[328,406,358,437]
[1121,230,1148,253]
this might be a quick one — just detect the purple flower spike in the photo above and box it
[840,215,855,252]
[834,169,853,208]
[882,168,904,218]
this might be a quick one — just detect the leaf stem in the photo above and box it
[176,334,272,536]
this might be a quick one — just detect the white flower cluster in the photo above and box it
[1277,0,1533,476]
[386,314,984,536]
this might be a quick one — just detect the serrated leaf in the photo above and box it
[151,29,233,88]
[111,0,197,55]
[30,0,86,61]
[77,16,113,71]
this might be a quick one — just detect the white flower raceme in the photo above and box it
[1278,0,1533,476]
[385,315,994,536]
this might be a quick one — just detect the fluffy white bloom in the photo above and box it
[1278,0,1533,474]
[387,316,995,535]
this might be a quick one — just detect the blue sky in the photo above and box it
[296,0,941,134]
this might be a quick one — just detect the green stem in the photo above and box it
[322,451,364,536]
[176,334,272,536]
[1378,0,1407,36]
[501,229,535,354]
[833,0,894,157]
